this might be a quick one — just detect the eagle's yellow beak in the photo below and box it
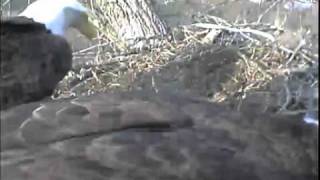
[72,12,97,40]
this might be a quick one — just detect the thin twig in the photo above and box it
[192,23,276,42]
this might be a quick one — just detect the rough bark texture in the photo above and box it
[0,17,72,110]
[86,0,168,49]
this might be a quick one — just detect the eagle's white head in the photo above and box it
[19,0,97,39]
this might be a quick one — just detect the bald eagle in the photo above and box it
[0,0,97,110]
[0,1,317,180]
[19,0,97,38]
[0,91,317,180]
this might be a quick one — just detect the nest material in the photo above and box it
[52,2,318,116]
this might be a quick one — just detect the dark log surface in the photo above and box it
[0,17,72,110]
[1,90,317,180]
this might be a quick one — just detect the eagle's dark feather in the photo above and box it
[0,17,72,110]
[1,91,317,180]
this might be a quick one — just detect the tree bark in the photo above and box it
[85,0,168,50]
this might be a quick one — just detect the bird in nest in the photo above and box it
[0,1,317,180]
[1,90,318,180]
[0,0,97,110]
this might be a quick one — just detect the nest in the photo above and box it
[52,1,318,116]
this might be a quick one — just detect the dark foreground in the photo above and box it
[1,91,317,180]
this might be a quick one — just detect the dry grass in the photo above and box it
[2,0,318,116]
